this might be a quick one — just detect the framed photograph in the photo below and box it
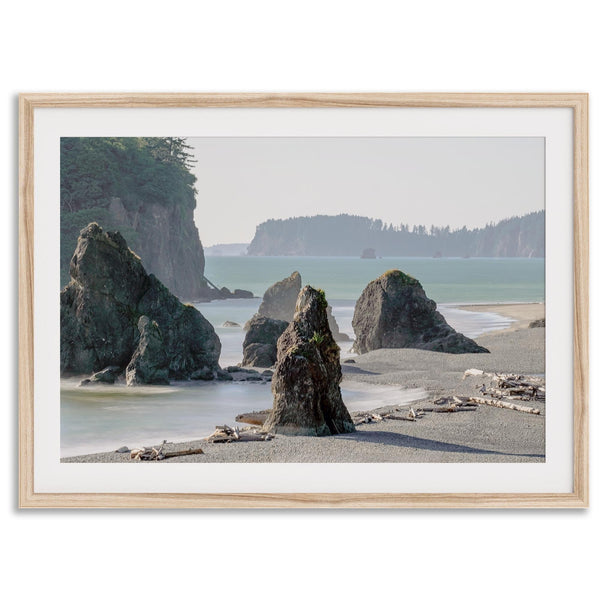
[19,93,588,508]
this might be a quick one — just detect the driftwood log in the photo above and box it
[463,369,545,402]
[130,441,205,461]
[453,395,541,415]
[352,406,425,425]
[207,425,274,443]
[235,410,271,426]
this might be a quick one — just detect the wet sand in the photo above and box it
[457,302,545,333]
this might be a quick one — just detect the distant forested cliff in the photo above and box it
[247,212,545,258]
[61,137,208,299]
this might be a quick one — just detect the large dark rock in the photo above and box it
[60,223,221,380]
[257,271,302,322]
[352,270,489,354]
[264,286,355,436]
[241,315,288,367]
[126,316,170,385]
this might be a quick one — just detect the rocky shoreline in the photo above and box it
[62,325,545,463]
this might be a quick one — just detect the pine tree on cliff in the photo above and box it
[60,137,208,299]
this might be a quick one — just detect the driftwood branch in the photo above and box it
[207,425,274,443]
[453,395,541,415]
[161,448,205,459]
[129,440,206,461]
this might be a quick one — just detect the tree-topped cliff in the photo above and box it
[247,212,544,258]
[61,137,209,299]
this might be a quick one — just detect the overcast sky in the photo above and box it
[188,137,545,247]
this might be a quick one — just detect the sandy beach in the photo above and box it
[457,302,545,333]
[63,303,545,464]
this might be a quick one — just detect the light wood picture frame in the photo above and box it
[19,93,589,508]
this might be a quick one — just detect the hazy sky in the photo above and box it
[188,137,544,247]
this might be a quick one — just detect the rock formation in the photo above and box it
[61,223,221,383]
[264,286,355,436]
[352,270,489,354]
[125,316,170,385]
[326,305,351,342]
[78,365,122,386]
[257,271,302,322]
[241,315,288,368]
[254,271,349,342]
[528,318,546,328]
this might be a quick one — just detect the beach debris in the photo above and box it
[462,368,492,379]
[352,406,425,425]
[437,395,541,415]
[161,448,205,459]
[236,410,272,426]
[432,397,478,412]
[462,396,541,414]
[129,440,205,461]
[207,425,274,443]
[464,370,545,401]
[115,446,130,453]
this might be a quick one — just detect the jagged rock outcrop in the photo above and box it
[264,286,355,436]
[241,315,288,368]
[107,197,208,300]
[125,316,170,385]
[255,271,349,342]
[352,270,489,354]
[60,223,221,382]
[257,271,302,322]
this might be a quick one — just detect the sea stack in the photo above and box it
[241,315,288,367]
[253,271,349,342]
[60,223,221,383]
[257,271,302,322]
[352,269,489,354]
[264,286,355,436]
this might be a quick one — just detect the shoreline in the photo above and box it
[62,327,545,463]
[456,302,545,334]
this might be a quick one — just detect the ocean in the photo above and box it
[61,256,544,457]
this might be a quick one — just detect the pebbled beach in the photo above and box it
[63,311,545,464]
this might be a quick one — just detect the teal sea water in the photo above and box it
[205,256,545,304]
[61,256,544,457]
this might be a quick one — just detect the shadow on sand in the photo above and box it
[338,429,544,459]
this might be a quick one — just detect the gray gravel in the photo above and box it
[62,328,545,464]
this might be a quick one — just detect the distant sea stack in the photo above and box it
[264,286,355,436]
[247,212,545,258]
[60,138,211,300]
[352,270,489,354]
[60,223,221,383]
